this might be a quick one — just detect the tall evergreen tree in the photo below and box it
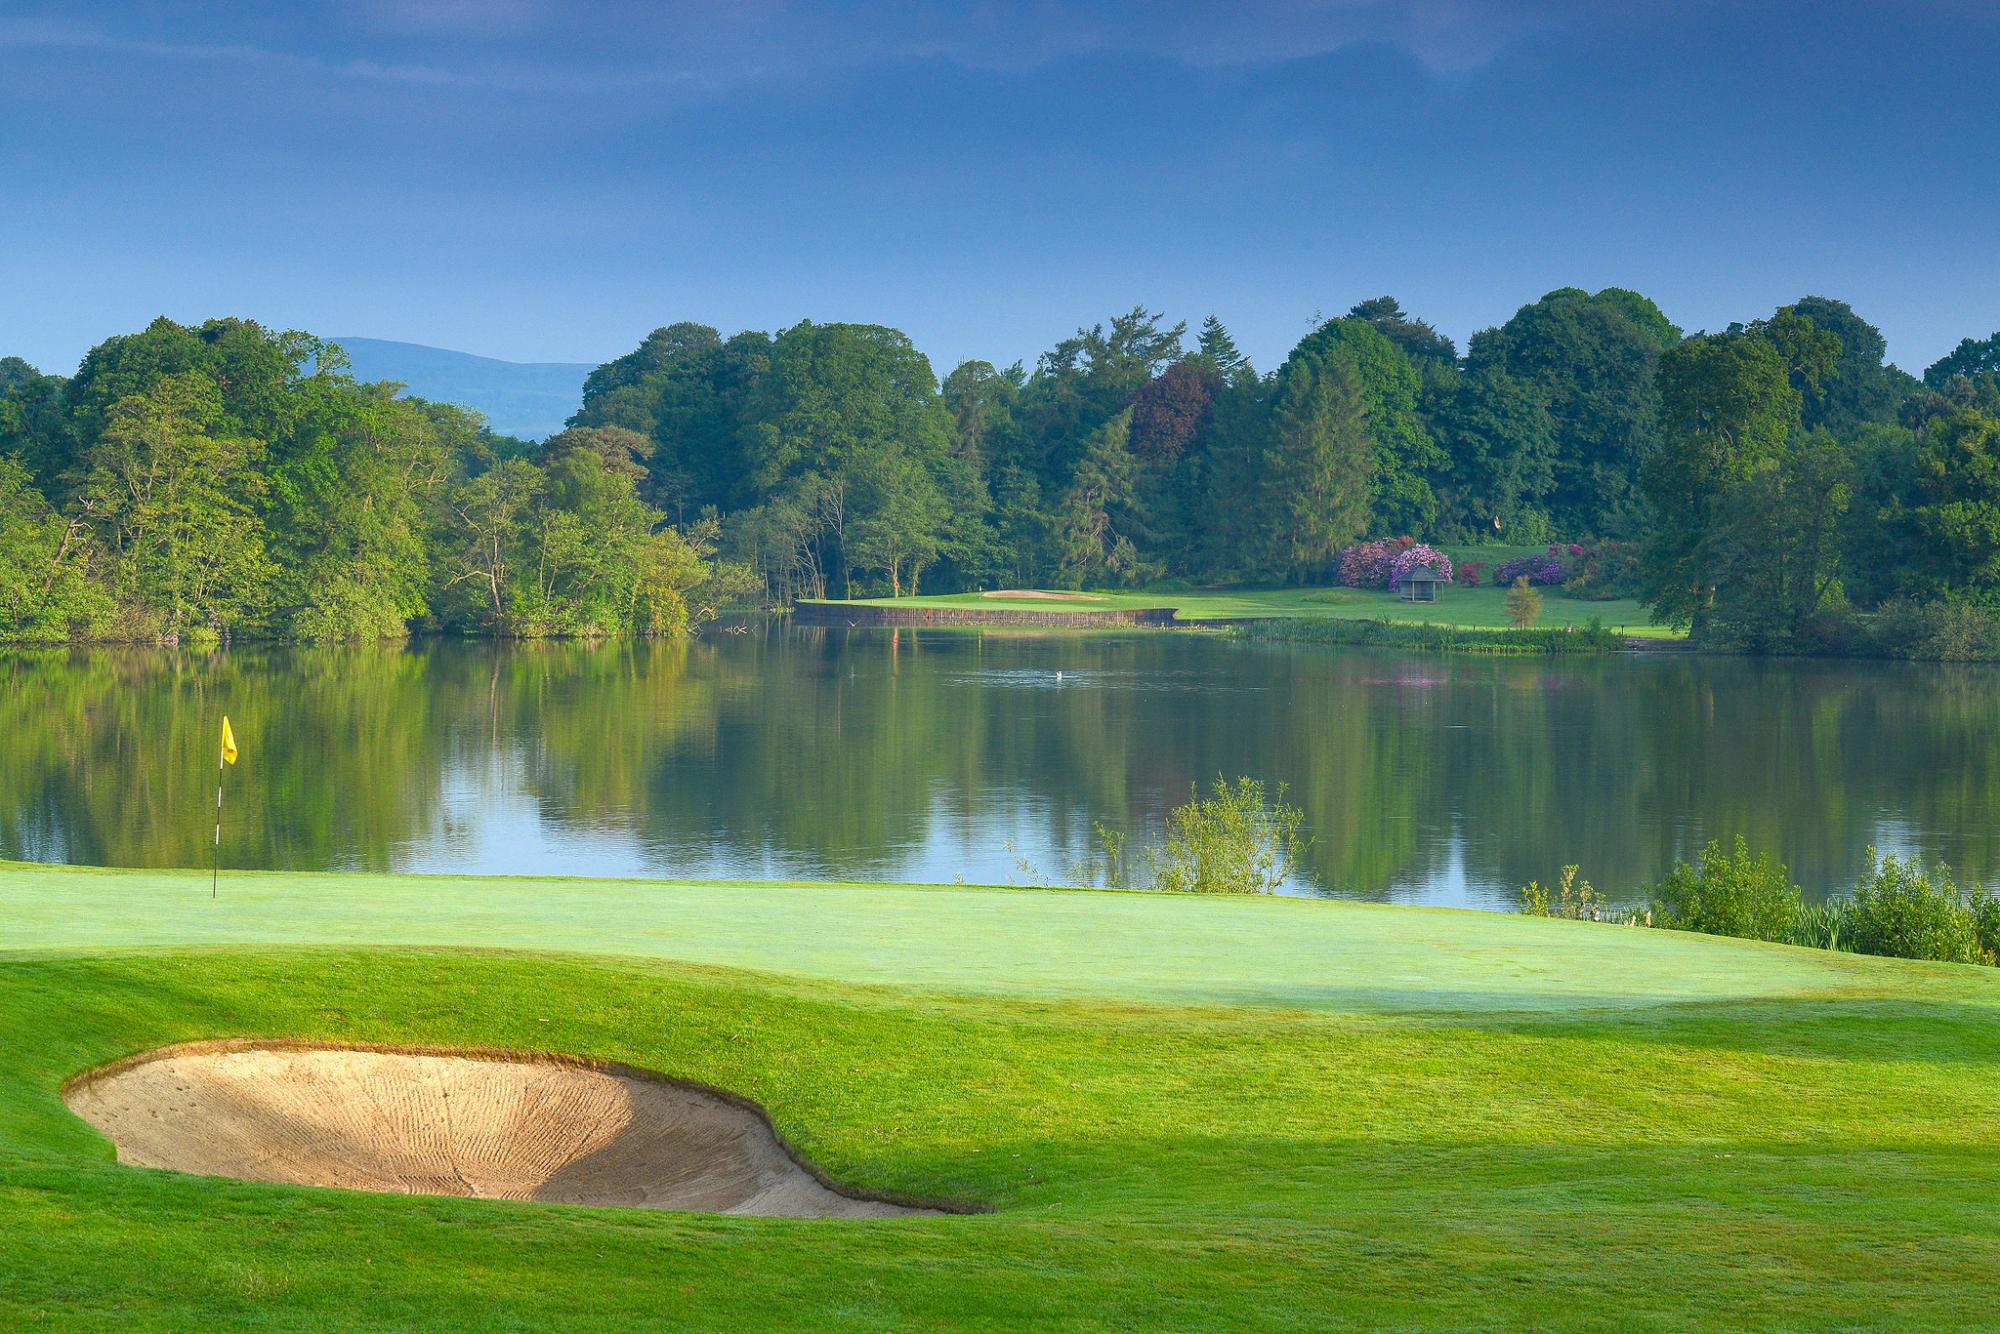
[1348,297,1457,369]
[1256,355,1372,581]
[1052,411,1152,587]
[1281,318,1441,535]
[1192,316,1252,384]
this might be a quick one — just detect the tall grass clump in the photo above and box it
[1518,865,1630,922]
[1650,836,1803,943]
[1786,899,1854,951]
[1152,776,1308,894]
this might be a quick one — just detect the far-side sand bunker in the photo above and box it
[64,1043,938,1217]
[980,588,1102,601]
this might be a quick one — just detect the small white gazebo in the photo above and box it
[1396,568,1447,603]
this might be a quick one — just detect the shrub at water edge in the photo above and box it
[1517,839,2000,968]
[1152,776,1308,894]
[1650,836,1803,943]
[1844,851,1987,964]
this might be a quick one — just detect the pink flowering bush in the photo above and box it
[1337,539,1400,587]
[1386,544,1453,588]
[1340,538,1456,588]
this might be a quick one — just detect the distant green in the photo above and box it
[816,552,1680,639]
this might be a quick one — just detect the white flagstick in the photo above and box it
[213,730,225,899]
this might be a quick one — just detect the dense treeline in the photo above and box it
[559,295,2000,655]
[0,318,738,643]
[5,293,2000,650]
[561,293,1685,597]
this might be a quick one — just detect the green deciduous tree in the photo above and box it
[849,451,950,597]
[1775,297,1915,434]
[0,362,72,493]
[740,321,971,596]
[1467,288,1681,537]
[269,387,459,642]
[568,323,770,520]
[1924,332,2000,389]
[439,457,543,631]
[1907,408,2000,608]
[1642,332,1801,629]
[1432,365,1556,539]
[0,456,110,641]
[1703,437,1854,651]
[79,370,273,641]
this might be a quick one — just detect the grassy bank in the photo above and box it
[813,572,1679,639]
[1239,615,1627,653]
[4,863,1998,1330]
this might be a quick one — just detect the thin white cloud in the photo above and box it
[0,18,491,87]
[342,0,554,37]
[0,16,721,94]
[0,1,1578,103]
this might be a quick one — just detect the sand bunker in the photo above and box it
[64,1042,937,1217]
[981,589,1102,601]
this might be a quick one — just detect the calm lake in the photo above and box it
[5,626,1998,909]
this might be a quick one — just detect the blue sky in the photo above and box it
[2,1,1995,378]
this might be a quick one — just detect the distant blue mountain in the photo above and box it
[330,337,593,441]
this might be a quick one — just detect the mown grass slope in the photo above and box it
[3,864,1996,1330]
[818,581,1677,637]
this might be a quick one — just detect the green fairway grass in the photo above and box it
[813,571,1681,637]
[4,862,1997,1329]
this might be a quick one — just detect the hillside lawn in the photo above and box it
[4,862,1998,1330]
[820,546,1683,638]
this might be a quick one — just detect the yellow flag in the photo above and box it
[220,716,239,766]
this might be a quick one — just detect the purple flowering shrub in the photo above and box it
[1495,545,1569,586]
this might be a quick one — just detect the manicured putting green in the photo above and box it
[0,861,1938,1013]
